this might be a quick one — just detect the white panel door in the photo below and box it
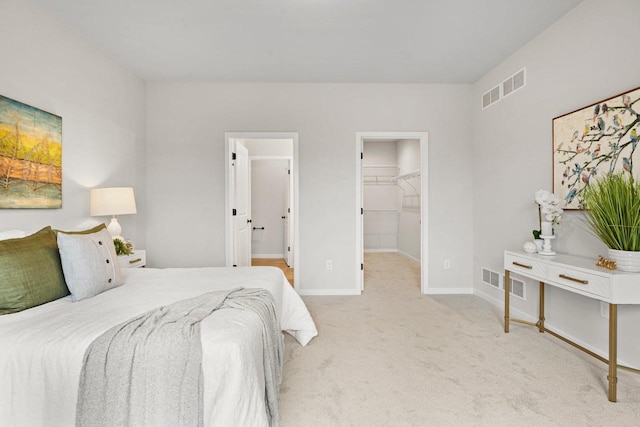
[233,142,251,266]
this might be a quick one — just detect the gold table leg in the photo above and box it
[538,281,545,333]
[504,270,510,333]
[608,303,618,402]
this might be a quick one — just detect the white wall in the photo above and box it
[472,0,640,366]
[251,159,288,257]
[0,0,146,244]
[146,83,474,293]
[363,140,397,166]
[397,139,421,260]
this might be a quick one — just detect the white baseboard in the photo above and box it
[251,253,285,259]
[397,250,420,263]
[425,287,474,295]
[364,248,398,253]
[297,288,361,296]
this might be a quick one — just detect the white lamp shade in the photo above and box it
[90,187,137,217]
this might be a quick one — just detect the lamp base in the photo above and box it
[107,217,122,239]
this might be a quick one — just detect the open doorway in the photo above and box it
[225,132,299,288]
[355,132,428,294]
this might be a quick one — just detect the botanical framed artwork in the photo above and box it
[553,86,640,209]
[0,95,62,208]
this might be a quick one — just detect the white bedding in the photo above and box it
[0,266,317,427]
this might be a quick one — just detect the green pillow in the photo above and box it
[0,226,70,315]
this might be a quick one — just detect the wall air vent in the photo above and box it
[502,68,526,98]
[482,85,501,109]
[481,267,502,289]
[509,277,526,300]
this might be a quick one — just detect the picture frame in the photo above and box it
[0,95,62,208]
[552,86,640,209]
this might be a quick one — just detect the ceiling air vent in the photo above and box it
[482,85,501,109]
[482,267,502,289]
[502,68,526,98]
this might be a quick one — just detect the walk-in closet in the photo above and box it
[363,139,421,262]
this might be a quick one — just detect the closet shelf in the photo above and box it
[363,176,395,185]
[363,165,421,210]
[392,169,421,182]
[363,165,400,185]
[393,169,421,210]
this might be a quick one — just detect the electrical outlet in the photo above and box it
[600,301,609,319]
[444,259,451,269]
[326,260,333,270]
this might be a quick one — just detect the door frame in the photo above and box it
[225,132,300,289]
[355,131,429,294]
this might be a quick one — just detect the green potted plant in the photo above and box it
[113,237,133,256]
[582,172,640,272]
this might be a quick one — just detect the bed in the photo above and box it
[0,226,317,427]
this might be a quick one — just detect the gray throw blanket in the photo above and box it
[76,288,283,427]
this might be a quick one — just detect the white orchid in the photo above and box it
[542,205,563,223]
[535,189,563,225]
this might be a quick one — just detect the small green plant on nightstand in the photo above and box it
[113,237,132,256]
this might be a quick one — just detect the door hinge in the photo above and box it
[361,207,364,215]
[232,208,237,216]
[361,263,364,271]
[231,152,236,160]
[288,208,290,213]
[361,152,363,160]
[288,246,290,252]
[288,169,291,175]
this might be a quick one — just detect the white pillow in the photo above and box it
[0,230,26,241]
[57,228,123,301]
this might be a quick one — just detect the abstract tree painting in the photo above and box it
[553,87,640,209]
[0,95,62,208]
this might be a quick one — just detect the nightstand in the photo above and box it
[118,250,146,268]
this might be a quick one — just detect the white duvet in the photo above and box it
[0,266,317,427]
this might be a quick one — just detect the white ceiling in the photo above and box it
[35,0,583,83]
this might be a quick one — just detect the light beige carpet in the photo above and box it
[278,252,640,426]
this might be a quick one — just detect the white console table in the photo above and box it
[504,250,640,402]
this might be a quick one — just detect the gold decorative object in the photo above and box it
[597,255,617,270]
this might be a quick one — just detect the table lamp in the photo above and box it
[90,187,137,238]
